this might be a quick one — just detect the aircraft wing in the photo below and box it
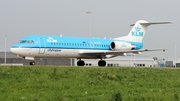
[79,49,166,58]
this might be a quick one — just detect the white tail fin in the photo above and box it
[114,20,171,42]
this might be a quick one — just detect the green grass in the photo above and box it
[0,66,180,101]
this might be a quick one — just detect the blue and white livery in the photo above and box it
[10,20,170,66]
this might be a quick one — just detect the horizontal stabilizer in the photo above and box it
[130,21,172,26]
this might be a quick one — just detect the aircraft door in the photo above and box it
[38,38,46,54]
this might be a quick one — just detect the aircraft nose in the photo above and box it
[10,46,20,55]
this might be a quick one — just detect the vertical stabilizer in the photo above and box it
[114,20,171,42]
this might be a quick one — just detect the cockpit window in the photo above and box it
[19,40,34,44]
[27,40,34,44]
[20,40,27,43]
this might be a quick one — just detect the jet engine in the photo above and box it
[110,41,135,50]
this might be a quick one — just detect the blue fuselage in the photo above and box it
[11,35,143,50]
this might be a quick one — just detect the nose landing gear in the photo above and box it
[30,61,35,66]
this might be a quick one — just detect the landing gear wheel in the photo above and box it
[30,61,35,66]
[77,60,85,66]
[98,60,106,67]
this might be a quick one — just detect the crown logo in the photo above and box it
[122,44,126,47]
[135,26,141,32]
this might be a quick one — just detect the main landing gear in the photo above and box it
[77,59,106,67]
[98,60,106,67]
[77,59,85,66]
[30,61,35,66]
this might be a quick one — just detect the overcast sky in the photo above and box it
[0,0,179,60]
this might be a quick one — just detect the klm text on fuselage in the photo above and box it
[131,31,144,37]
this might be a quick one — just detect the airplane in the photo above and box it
[10,20,171,66]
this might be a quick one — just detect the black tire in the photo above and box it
[30,61,35,66]
[77,60,85,66]
[98,60,106,67]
